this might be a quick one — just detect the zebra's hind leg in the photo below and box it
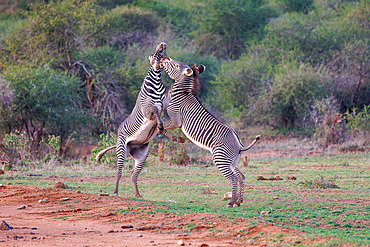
[233,167,245,207]
[114,138,129,196]
[213,151,238,208]
[130,143,150,198]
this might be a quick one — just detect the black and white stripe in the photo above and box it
[113,42,168,197]
[162,57,260,208]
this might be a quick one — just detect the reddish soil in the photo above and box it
[0,185,333,247]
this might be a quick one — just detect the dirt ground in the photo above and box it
[0,185,337,247]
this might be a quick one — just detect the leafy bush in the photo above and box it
[0,0,106,68]
[2,66,87,147]
[280,0,313,13]
[193,0,273,59]
[264,1,369,66]
[91,133,117,166]
[98,5,160,47]
[345,105,370,136]
[256,61,332,129]
[310,97,346,147]
[135,0,197,35]
[3,130,30,163]
[210,51,271,118]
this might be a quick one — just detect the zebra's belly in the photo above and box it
[126,119,157,144]
[181,127,212,153]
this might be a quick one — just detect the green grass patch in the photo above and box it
[1,152,369,244]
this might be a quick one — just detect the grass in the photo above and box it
[1,151,369,245]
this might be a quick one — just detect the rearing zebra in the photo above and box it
[160,56,261,208]
[97,43,183,197]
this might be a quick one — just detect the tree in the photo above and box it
[194,0,272,59]
[1,66,87,148]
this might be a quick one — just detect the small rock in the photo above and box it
[0,221,12,230]
[168,200,177,203]
[273,196,279,200]
[53,182,65,189]
[288,176,297,180]
[223,192,232,200]
[121,225,133,229]
[177,240,185,246]
[0,184,5,187]
[137,233,143,237]
[100,193,109,196]
[39,198,48,203]
[107,229,115,233]
[198,244,209,247]
[260,210,271,215]
[29,173,43,177]
[187,200,196,203]
[17,205,26,210]
[60,198,70,201]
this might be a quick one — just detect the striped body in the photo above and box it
[114,43,168,197]
[162,58,260,207]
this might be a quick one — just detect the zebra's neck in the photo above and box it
[141,66,166,99]
[172,77,200,97]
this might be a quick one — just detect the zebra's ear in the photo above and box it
[184,68,193,77]
[148,55,154,65]
[198,64,205,74]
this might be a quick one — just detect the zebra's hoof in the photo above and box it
[233,203,240,208]
[135,194,143,198]
[226,204,233,208]
[177,137,185,143]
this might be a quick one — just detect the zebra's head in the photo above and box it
[161,57,205,81]
[161,57,205,95]
[148,42,167,70]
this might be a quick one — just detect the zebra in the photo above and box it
[97,43,184,197]
[159,56,261,208]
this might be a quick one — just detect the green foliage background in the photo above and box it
[0,0,369,151]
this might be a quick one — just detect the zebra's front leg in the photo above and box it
[161,119,185,143]
[114,138,129,195]
[147,106,164,132]
[130,143,150,198]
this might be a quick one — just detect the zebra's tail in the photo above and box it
[240,135,261,152]
[96,145,116,163]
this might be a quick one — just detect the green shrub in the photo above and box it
[0,0,106,68]
[210,51,271,118]
[310,97,346,147]
[2,66,88,146]
[98,5,160,47]
[345,105,370,136]
[193,0,273,59]
[279,0,314,13]
[257,61,332,129]
[91,133,117,166]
